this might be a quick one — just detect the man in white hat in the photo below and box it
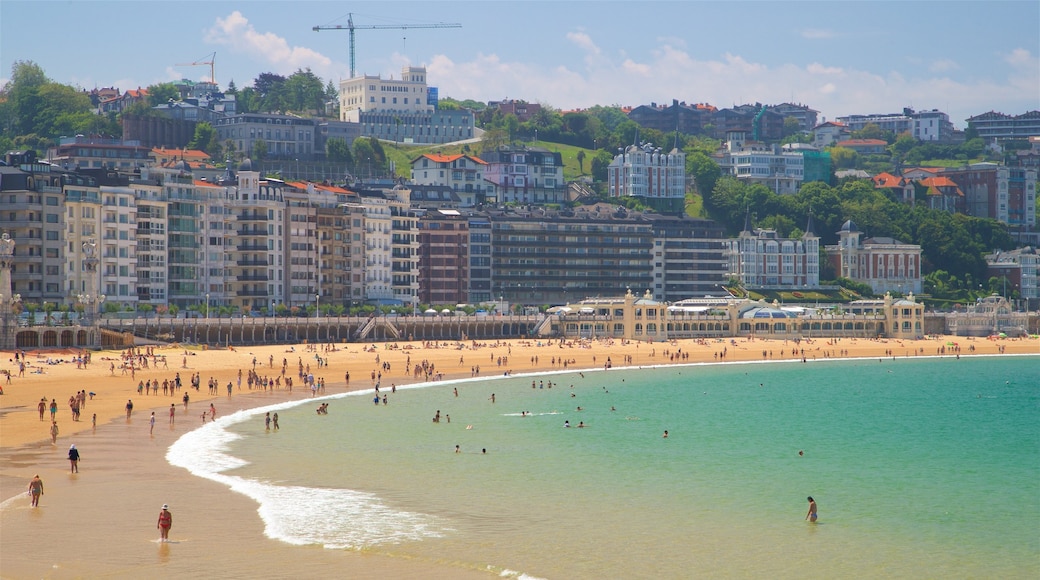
[157,504,173,541]
[67,444,80,473]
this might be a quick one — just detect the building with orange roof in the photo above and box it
[871,172,916,204]
[918,176,964,213]
[409,153,487,206]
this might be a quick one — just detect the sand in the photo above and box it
[1,335,1035,578]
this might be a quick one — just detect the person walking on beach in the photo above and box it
[50,421,59,444]
[38,398,46,421]
[157,504,173,541]
[150,411,156,434]
[28,475,43,507]
[68,444,80,473]
[50,399,58,420]
[125,399,133,420]
[169,404,176,425]
[265,412,271,431]
[806,496,818,523]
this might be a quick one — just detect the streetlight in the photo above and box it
[315,293,320,319]
[206,293,210,320]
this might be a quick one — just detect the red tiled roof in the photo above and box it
[411,153,487,165]
[919,176,964,196]
[872,172,907,188]
[836,138,887,147]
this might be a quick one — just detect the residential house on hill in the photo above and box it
[409,153,488,207]
[826,219,923,295]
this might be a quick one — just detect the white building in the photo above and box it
[727,212,820,288]
[719,132,804,195]
[606,142,686,212]
[339,66,433,123]
[912,109,955,142]
[409,153,488,207]
[345,186,418,304]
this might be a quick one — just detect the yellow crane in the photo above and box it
[313,14,461,78]
[175,52,216,84]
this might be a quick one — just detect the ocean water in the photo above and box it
[168,356,1040,579]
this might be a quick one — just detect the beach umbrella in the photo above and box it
[998,333,1007,338]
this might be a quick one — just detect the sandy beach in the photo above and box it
[1,334,1035,578]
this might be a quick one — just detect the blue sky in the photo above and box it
[2,0,1037,128]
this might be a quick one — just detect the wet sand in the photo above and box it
[1,335,1033,578]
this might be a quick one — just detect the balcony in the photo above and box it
[237,229,268,237]
[237,243,268,251]
[236,289,269,297]
[237,274,269,282]
[237,214,268,221]
[236,259,269,266]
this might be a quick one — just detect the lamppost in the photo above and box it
[315,293,320,319]
[206,293,210,320]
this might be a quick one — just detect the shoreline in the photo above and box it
[2,335,1036,578]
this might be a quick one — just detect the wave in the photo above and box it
[166,401,451,549]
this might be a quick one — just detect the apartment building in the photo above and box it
[717,132,805,195]
[486,204,654,306]
[213,113,317,160]
[409,153,488,206]
[0,151,69,303]
[417,209,470,306]
[343,186,418,305]
[481,146,566,204]
[646,215,729,302]
[726,212,820,289]
[985,247,1038,308]
[966,110,1040,143]
[606,141,686,213]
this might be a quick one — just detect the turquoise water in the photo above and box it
[172,356,1040,578]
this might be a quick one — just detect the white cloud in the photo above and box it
[205,11,336,77]
[428,32,1038,127]
[801,28,835,40]
[566,31,600,56]
[929,59,959,73]
[807,63,843,75]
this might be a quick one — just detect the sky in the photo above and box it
[2,0,1038,129]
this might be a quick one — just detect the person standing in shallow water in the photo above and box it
[28,475,43,507]
[806,496,818,522]
[157,504,173,541]
[68,444,80,473]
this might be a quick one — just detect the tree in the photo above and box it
[326,137,353,163]
[252,139,268,162]
[283,68,325,112]
[188,122,217,155]
[480,127,508,154]
[686,151,721,198]
[147,82,180,106]
[1,60,49,137]
[576,150,586,174]
[590,150,613,183]
[782,116,802,138]
[828,146,858,169]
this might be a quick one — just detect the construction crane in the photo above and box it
[313,14,461,78]
[175,52,216,84]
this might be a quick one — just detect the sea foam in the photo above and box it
[166,401,450,548]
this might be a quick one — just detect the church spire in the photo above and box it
[803,206,818,238]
